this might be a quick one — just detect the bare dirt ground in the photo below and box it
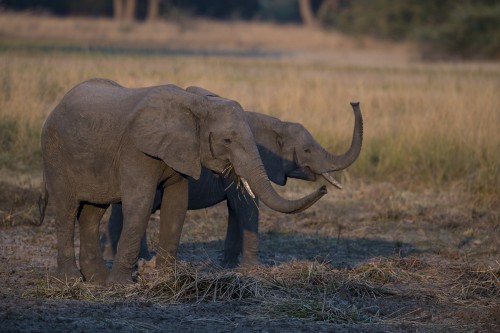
[0,176,498,332]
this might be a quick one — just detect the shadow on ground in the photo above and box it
[177,231,415,268]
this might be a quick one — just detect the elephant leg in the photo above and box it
[108,203,124,258]
[157,177,189,265]
[108,187,156,284]
[138,189,163,260]
[222,203,242,268]
[109,194,159,262]
[78,203,109,282]
[223,189,260,268]
[109,203,151,260]
[239,196,260,267]
[48,181,81,280]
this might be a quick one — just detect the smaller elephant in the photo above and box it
[106,87,363,267]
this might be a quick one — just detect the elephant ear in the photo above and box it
[258,141,287,186]
[245,112,287,186]
[130,88,203,180]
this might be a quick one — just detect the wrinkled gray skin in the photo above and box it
[107,87,363,268]
[40,79,327,284]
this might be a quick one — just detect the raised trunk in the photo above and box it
[239,162,327,214]
[325,102,363,171]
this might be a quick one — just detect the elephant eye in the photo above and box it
[304,148,311,153]
[224,138,232,144]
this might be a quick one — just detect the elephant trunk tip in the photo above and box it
[350,101,360,107]
[318,185,328,195]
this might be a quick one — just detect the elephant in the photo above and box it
[106,86,363,268]
[40,78,327,284]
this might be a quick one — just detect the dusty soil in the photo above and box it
[1,178,498,332]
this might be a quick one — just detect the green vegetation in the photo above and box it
[319,0,500,60]
[417,3,500,60]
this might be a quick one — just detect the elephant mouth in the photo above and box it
[288,166,317,181]
[288,166,342,189]
[222,164,257,199]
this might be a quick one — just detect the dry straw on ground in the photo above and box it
[31,258,499,326]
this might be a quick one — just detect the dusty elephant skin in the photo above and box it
[40,78,327,284]
[106,87,363,268]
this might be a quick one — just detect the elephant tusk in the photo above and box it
[322,173,343,190]
[241,178,256,199]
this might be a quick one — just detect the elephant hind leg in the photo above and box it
[78,203,110,283]
[49,187,81,281]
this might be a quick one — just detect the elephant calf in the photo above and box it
[106,87,363,268]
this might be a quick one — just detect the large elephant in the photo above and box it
[106,87,363,268]
[40,79,327,284]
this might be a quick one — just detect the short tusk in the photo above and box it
[322,173,343,190]
[241,178,256,199]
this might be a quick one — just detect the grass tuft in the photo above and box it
[452,265,500,300]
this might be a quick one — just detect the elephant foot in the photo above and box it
[56,265,83,282]
[221,256,239,269]
[81,265,110,283]
[240,258,258,268]
[106,270,133,285]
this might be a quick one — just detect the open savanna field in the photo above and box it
[0,13,499,332]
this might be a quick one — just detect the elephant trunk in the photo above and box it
[237,160,327,214]
[324,102,363,171]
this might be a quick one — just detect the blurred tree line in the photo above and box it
[1,0,498,60]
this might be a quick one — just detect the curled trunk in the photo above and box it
[240,162,327,214]
[326,102,363,171]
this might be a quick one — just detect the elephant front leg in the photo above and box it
[107,190,156,284]
[240,197,260,267]
[222,207,242,268]
[157,177,189,265]
[108,203,153,261]
[224,190,260,268]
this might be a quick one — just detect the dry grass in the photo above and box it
[1,52,498,204]
[31,257,499,328]
[0,12,410,57]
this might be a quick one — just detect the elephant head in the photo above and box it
[186,86,363,190]
[250,102,363,189]
[131,85,326,214]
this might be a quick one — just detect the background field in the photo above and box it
[0,12,499,332]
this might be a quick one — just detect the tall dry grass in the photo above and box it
[1,52,498,205]
[0,13,498,205]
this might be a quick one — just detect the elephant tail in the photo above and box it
[37,174,48,226]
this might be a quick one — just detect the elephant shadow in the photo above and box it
[176,231,415,268]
